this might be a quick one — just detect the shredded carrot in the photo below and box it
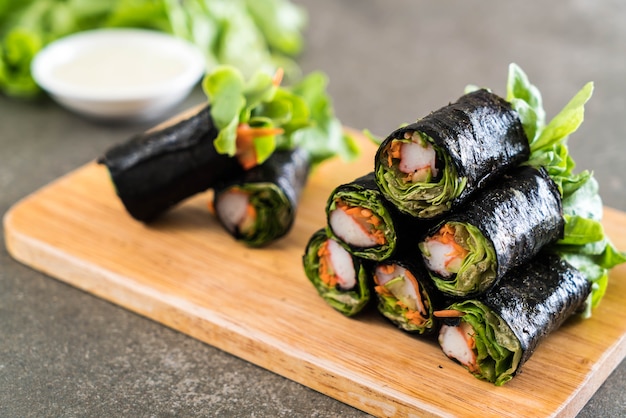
[378,264,396,275]
[374,284,392,297]
[433,309,465,318]
[337,201,386,245]
[375,266,428,325]
[387,140,402,167]
[428,224,469,269]
[405,309,427,326]
[317,241,338,288]
[460,322,478,370]
[238,202,257,234]
[235,124,285,170]
[236,124,285,140]
[272,67,284,87]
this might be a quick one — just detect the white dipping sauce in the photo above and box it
[52,44,187,93]
[31,29,205,119]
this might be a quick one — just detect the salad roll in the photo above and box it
[437,253,591,385]
[213,147,310,247]
[303,229,372,317]
[372,258,445,335]
[98,105,241,222]
[419,166,564,297]
[374,89,529,218]
[326,172,425,261]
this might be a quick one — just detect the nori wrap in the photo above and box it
[419,166,564,297]
[325,172,427,261]
[213,147,310,247]
[374,89,529,218]
[303,228,372,317]
[437,253,591,385]
[372,257,446,335]
[98,105,242,222]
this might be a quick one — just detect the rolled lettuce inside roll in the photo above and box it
[375,89,529,218]
[419,166,564,297]
[372,260,443,335]
[436,253,591,385]
[326,172,400,261]
[376,130,465,219]
[213,148,310,247]
[437,301,521,386]
[303,229,371,317]
[419,222,497,296]
[214,183,292,246]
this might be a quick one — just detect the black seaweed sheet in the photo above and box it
[375,89,529,217]
[213,147,310,246]
[98,105,242,222]
[424,165,564,296]
[476,253,591,368]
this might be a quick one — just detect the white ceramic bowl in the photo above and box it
[31,28,206,120]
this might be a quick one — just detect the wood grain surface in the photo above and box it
[4,132,626,417]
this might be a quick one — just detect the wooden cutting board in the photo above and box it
[4,132,626,418]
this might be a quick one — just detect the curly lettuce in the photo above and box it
[447,300,522,386]
[202,65,359,167]
[503,63,626,316]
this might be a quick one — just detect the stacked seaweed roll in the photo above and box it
[302,63,626,385]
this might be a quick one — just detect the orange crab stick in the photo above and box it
[334,201,386,246]
[374,263,429,327]
[316,238,357,290]
[439,320,479,373]
[422,224,469,275]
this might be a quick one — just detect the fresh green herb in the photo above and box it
[202,65,358,168]
[504,63,626,316]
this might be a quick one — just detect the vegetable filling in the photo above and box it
[374,263,433,332]
[419,222,497,296]
[215,188,256,235]
[377,130,466,218]
[436,302,522,386]
[317,239,357,290]
[328,200,386,248]
[215,183,292,246]
[387,131,440,183]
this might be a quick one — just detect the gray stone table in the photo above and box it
[1,0,624,416]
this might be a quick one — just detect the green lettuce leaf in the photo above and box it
[421,222,498,297]
[243,0,306,56]
[303,230,371,317]
[0,28,41,97]
[448,300,522,386]
[503,63,626,314]
[289,71,360,164]
[202,65,358,167]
